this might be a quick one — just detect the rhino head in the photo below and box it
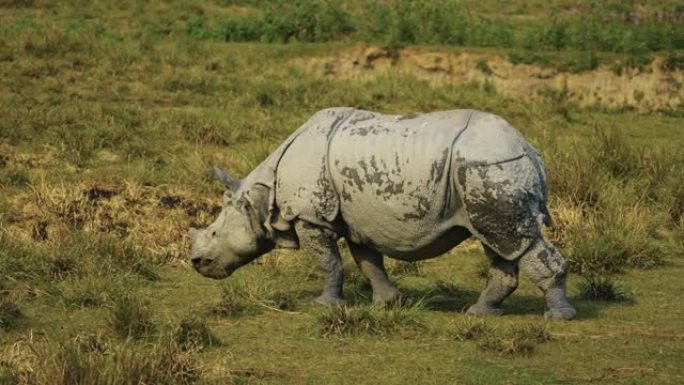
[188,166,275,279]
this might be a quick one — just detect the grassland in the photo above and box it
[1,1,683,384]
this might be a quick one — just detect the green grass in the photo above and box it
[1,0,683,384]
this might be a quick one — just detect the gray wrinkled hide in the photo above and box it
[267,108,548,261]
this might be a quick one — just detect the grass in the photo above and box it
[0,0,683,384]
[578,277,629,302]
[451,319,552,356]
[174,316,221,351]
[313,304,425,338]
[187,0,684,73]
[108,292,156,339]
[0,296,22,331]
[39,336,201,385]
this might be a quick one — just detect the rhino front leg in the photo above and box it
[466,245,519,316]
[295,221,346,306]
[348,242,401,307]
[519,237,576,320]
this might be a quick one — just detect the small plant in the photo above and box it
[174,316,221,351]
[109,292,155,339]
[578,276,628,302]
[314,305,424,338]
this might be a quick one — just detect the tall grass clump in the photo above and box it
[36,336,201,385]
[108,292,155,339]
[578,276,628,302]
[313,305,424,338]
[174,316,221,351]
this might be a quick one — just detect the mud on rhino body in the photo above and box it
[189,108,576,320]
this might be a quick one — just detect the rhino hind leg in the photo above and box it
[348,242,401,307]
[518,236,576,320]
[295,221,346,306]
[466,245,519,316]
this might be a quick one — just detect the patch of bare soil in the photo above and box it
[295,46,683,112]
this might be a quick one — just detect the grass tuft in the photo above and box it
[478,334,536,356]
[212,277,301,317]
[0,295,22,331]
[109,292,155,339]
[450,318,493,341]
[314,305,424,338]
[39,336,201,385]
[451,319,551,356]
[174,316,221,351]
[578,277,628,302]
[386,260,423,276]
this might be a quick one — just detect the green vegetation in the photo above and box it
[195,0,684,71]
[1,0,683,384]
[314,304,425,337]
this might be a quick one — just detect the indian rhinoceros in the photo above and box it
[189,107,576,320]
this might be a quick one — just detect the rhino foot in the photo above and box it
[465,304,504,317]
[311,294,346,307]
[372,287,401,308]
[544,306,576,320]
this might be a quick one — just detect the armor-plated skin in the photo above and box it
[189,108,576,320]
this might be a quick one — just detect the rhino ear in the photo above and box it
[213,165,241,191]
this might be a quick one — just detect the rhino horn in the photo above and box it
[213,165,241,191]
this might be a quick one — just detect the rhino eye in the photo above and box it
[211,231,217,237]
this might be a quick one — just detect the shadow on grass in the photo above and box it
[269,276,629,320]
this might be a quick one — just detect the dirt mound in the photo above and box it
[295,46,683,112]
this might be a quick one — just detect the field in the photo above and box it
[1,1,683,384]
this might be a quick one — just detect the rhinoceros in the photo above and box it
[189,107,576,320]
